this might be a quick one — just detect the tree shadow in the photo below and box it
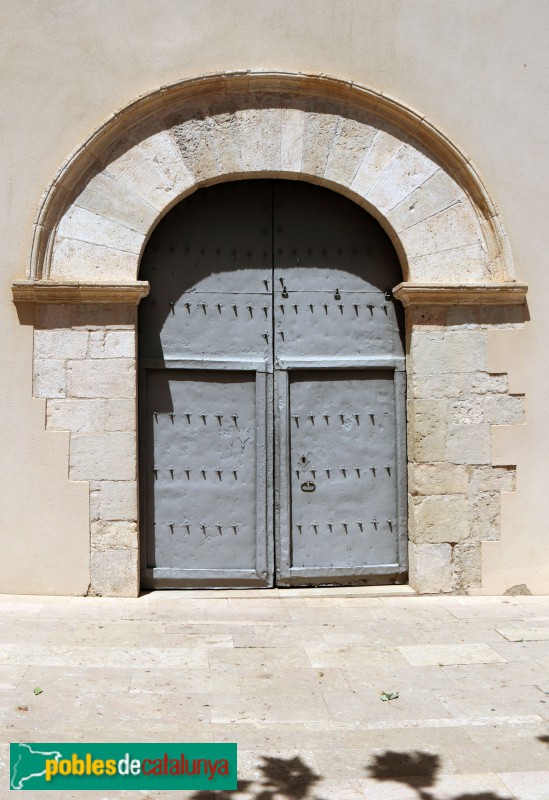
[189,755,326,799]
[538,734,549,746]
[367,750,510,800]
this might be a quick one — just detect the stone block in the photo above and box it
[34,304,73,330]
[90,549,139,597]
[366,142,438,214]
[67,359,135,399]
[482,394,525,424]
[105,399,136,432]
[410,495,470,543]
[470,466,516,493]
[401,200,481,260]
[387,168,463,232]
[409,542,452,593]
[88,330,135,359]
[446,424,492,464]
[34,329,89,359]
[471,491,501,541]
[74,170,158,235]
[410,331,446,374]
[50,236,137,282]
[34,359,65,398]
[46,399,107,432]
[91,520,138,550]
[280,108,306,173]
[302,112,339,178]
[410,463,469,495]
[408,398,448,462]
[139,129,195,198]
[324,118,376,187]
[56,205,143,253]
[71,304,135,330]
[351,129,403,198]
[70,432,136,481]
[211,112,243,175]
[95,480,138,521]
[452,543,482,590]
[172,116,220,182]
[445,331,488,373]
[407,243,489,283]
[451,398,484,424]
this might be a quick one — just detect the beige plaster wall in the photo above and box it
[1,0,547,594]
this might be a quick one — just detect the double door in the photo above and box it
[139,180,407,587]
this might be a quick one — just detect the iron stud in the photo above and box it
[372,519,378,530]
[338,304,344,314]
[169,466,174,478]
[292,415,299,427]
[262,332,269,342]
[355,414,360,425]
[200,414,207,424]
[232,304,238,316]
[185,524,190,534]
[169,412,175,423]
[342,522,348,534]
[341,467,347,478]
[309,303,314,312]
[154,411,158,422]
[216,303,223,313]
[231,414,238,426]
[357,521,364,532]
[370,466,376,476]
[387,520,393,531]
[263,278,269,290]
[153,466,158,478]
[184,302,191,313]
[356,467,361,478]
[200,524,206,535]
[369,412,375,424]
[217,524,223,535]
[385,465,391,475]
[323,303,328,314]
[340,413,345,424]
[233,469,238,480]
[297,523,302,534]
[324,414,329,424]
[169,301,175,315]
[169,523,175,533]
[326,469,331,478]
[216,469,222,481]
[367,304,374,316]
[232,524,238,535]
[327,522,333,532]
[353,304,359,315]
[311,469,316,478]
[184,468,190,479]
[280,304,285,314]
[201,468,206,479]
[247,305,253,318]
[309,414,315,425]
[185,412,191,423]
[200,302,207,314]
[293,304,298,313]
[216,414,223,425]
[312,523,318,534]
[262,306,269,318]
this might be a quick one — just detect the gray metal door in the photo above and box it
[139,180,406,588]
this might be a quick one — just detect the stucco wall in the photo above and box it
[1,0,547,594]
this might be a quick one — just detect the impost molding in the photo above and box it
[393,282,527,307]
[12,281,150,304]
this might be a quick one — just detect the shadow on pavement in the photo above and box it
[189,755,326,798]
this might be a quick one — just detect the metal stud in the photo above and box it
[185,412,191,423]
[297,523,302,534]
[200,302,207,314]
[341,467,347,478]
[382,304,388,315]
[280,304,285,314]
[357,520,364,532]
[247,305,253,318]
[216,469,222,481]
[369,412,375,424]
[232,524,238,535]
[216,303,223,314]
[309,414,315,425]
[169,523,175,533]
[370,466,376,476]
[262,333,269,343]
[154,411,158,422]
[387,520,393,531]
[323,303,328,314]
[201,468,206,479]
[184,302,191,313]
[232,304,238,316]
[292,415,299,427]
[169,412,175,423]
[169,301,175,315]
[323,414,329,425]
[293,304,298,314]
[262,306,269,318]
[356,467,361,478]
[279,331,285,341]
[153,465,158,478]
[353,304,359,316]
[296,470,300,479]
[217,524,223,535]
[327,522,333,532]
[309,303,314,312]
[367,304,374,316]
[231,414,238,427]
[185,524,190,534]
[334,289,341,300]
[200,414,207,424]
[200,524,207,535]
[216,414,223,425]
[184,468,190,479]
[338,304,344,314]
[342,522,348,534]
[169,466,174,478]
[355,414,360,425]
[340,413,345,424]
[233,469,238,480]
[312,522,318,535]
[372,519,378,530]
[385,465,391,475]
[311,469,316,478]
[263,278,269,290]
[326,469,331,478]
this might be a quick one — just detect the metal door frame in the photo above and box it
[139,356,274,588]
[274,355,408,585]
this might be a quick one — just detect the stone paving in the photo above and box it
[0,588,548,799]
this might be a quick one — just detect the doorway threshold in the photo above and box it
[139,585,416,600]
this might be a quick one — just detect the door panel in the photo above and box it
[142,367,272,587]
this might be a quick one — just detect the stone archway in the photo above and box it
[12,72,527,596]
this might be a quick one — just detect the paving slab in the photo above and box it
[0,591,548,800]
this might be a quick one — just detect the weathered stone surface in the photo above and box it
[409,398,448,462]
[172,116,220,182]
[387,168,463,232]
[71,304,135,329]
[407,242,490,283]
[366,142,438,214]
[470,465,516,493]
[47,399,107,432]
[139,129,195,198]
[56,205,143,253]
[279,108,306,173]
[482,394,525,425]
[446,424,492,465]
[410,463,469,495]
[51,237,137,282]
[410,331,446,374]
[402,200,482,260]
[69,432,136,481]
[471,491,501,541]
[90,549,139,597]
[104,399,136,432]
[94,480,138,521]
[452,543,482,590]
[324,118,376,187]
[74,171,157,236]
[451,398,484,425]
[91,520,138,550]
[34,329,88,360]
[210,112,243,175]
[445,331,488,373]
[302,112,339,178]
[409,542,452,593]
[67,359,135,399]
[351,129,403,197]
[34,359,65,398]
[88,330,135,359]
[411,495,470,543]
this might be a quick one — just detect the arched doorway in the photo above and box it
[138,180,407,588]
